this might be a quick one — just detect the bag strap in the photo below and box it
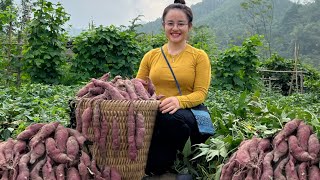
[160,46,182,96]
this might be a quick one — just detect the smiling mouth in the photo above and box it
[171,33,181,37]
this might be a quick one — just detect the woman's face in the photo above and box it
[163,9,192,44]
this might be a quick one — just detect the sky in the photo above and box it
[47,0,203,28]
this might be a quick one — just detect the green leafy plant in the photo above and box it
[70,25,142,81]
[212,35,263,91]
[0,83,78,140]
[23,0,70,84]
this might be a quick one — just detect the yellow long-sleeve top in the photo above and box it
[136,43,211,109]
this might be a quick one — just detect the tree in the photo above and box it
[23,0,70,84]
[240,0,274,58]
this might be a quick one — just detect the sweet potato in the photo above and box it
[4,138,15,162]
[81,106,93,139]
[135,112,145,150]
[42,156,56,180]
[119,90,130,100]
[260,151,274,180]
[127,103,137,160]
[16,123,45,140]
[288,135,314,162]
[112,116,120,151]
[146,76,155,96]
[297,122,312,151]
[0,143,6,166]
[30,157,46,180]
[124,79,138,100]
[285,154,299,180]
[111,75,123,83]
[91,89,110,100]
[76,82,95,97]
[1,170,9,180]
[54,124,69,152]
[66,136,79,161]
[131,78,149,100]
[248,137,259,161]
[114,77,126,91]
[235,140,251,166]
[46,137,72,164]
[75,104,82,132]
[273,156,289,180]
[297,162,308,180]
[14,140,27,155]
[99,114,108,154]
[80,151,91,167]
[273,119,302,147]
[101,165,111,179]
[89,86,105,95]
[257,138,271,153]
[99,72,110,81]
[55,164,65,180]
[231,171,246,180]
[30,142,46,164]
[273,139,288,162]
[220,161,237,180]
[16,153,30,180]
[308,165,320,180]
[78,161,88,180]
[13,140,27,163]
[92,79,125,100]
[92,100,102,143]
[308,133,320,159]
[90,159,102,177]
[29,122,59,149]
[67,128,86,146]
[245,168,254,180]
[110,167,121,180]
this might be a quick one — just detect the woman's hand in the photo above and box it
[159,97,180,114]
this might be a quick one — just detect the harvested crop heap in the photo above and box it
[0,122,119,179]
[74,73,160,180]
[220,119,320,180]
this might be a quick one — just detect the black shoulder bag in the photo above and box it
[160,47,215,136]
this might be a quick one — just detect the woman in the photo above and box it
[136,0,212,177]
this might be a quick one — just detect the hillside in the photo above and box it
[138,0,320,68]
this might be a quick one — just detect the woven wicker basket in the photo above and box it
[76,98,160,180]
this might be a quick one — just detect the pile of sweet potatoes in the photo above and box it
[75,73,160,161]
[0,122,121,180]
[220,119,320,180]
[76,72,161,101]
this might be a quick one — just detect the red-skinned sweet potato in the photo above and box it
[66,136,79,161]
[308,165,320,180]
[288,135,314,162]
[297,122,312,151]
[273,119,302,147]
[54,124,69,153]
[30,142,46,164]
[81,106,93,139]
[16,153,30,180]
[45,138,72,164]
[42,156,56,180]
[308,134,320,159]
[29,122,59,149]
[30,157,46,180]
[297,162,308,180]
[260,151,274,180]
[56,164,65,180]
[67,128,86,147]
[135,112,145,150]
